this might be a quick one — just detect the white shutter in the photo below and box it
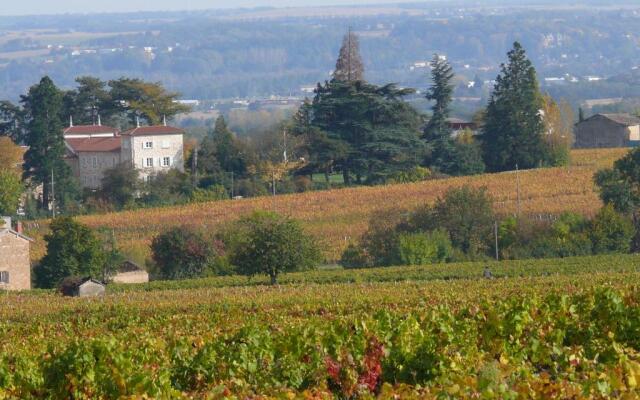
[142,158,145,168]
[169,156,173,166]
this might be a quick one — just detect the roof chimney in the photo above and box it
[163,115,167,126]
[16,221,23,235]
[97,114,102,126]
[136,116,140,128]
[69,115,74,127]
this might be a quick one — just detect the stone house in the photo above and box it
[63,121,184,189]
[112,260,149,284]
[574,113,640,148]
[0,218,33,291]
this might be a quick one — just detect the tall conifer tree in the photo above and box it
[22,76,72,211]
[333,29,364,82]
[481,42,545,172]
[423,54,456,173]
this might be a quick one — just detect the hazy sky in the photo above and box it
[1,0,424,16]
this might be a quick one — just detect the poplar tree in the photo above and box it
[333,29,364,82]
[423,54,456,173]
[481,42,546,172]
[22,76,72,211]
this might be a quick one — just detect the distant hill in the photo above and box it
[24,148,627,264]
[0,4,639,102]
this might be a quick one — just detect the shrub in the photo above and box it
[190,186,228,203]
[359,209,408,266]
[396,229,452,265]
[430,186,494,257]
[224,211,321,284]
[340,243,371,269]
[590,204,634,254]
[34,217,106,289]
[150,226,227,280]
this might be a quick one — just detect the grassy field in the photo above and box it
[24,147,628,263]
[1,254,639,397]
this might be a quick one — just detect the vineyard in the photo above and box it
[24,147,628,263]
[1,254,640,398]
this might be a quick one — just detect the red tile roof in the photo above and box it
[66,137,122,153]
[63,125,119,135]
[121,125,185,136]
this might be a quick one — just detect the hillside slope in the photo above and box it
[24,148,627,262]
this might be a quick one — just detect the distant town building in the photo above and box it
[574,113,640,148]
[63,118,185,189]
[0,217,33,291]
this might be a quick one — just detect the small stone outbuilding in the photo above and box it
[574,113,640,148]
[0,218,33,291]
[61,277,106,297]
[112,260,149,284]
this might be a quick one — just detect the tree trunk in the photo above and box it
[270,273,277,285]
[42,177,50,211]
[343,168,350,186]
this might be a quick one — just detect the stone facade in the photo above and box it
[120,128,184,181]
[76,279,106,297]
[0,229,32,291]
[574,114,640,148]
[113,270,149,284]
[64,124,185,189]
[76,150,121,189]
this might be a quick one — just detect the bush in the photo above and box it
[590,204,634,254]
[223,211,321,284]
[340,243,371,269]
[396,229,452,265]
[190,186,228,203]
[429,186,494,258]
[34,217,106,289]
[150,227,228,280]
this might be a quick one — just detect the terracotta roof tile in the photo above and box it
[63,125,119,135]
[66,137,122,153]
[121,125,185,136]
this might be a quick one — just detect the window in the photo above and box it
[146,158,154,167]
[161,140,170,149]
[162,157,171,167]
[144,141,153,149]
[0,271,9,284]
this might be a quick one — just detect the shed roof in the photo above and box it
[78,277,105,287]
[0,228,34,242]
[66,137,122,153]
[595,113,640,126]
[121,125,184,136]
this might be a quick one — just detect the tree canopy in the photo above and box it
[34,216,106,288]
[481,42,546,172]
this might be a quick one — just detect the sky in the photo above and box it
[0,0,428,16]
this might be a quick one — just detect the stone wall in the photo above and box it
[112,270,149,284]
[0,231,31,291]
